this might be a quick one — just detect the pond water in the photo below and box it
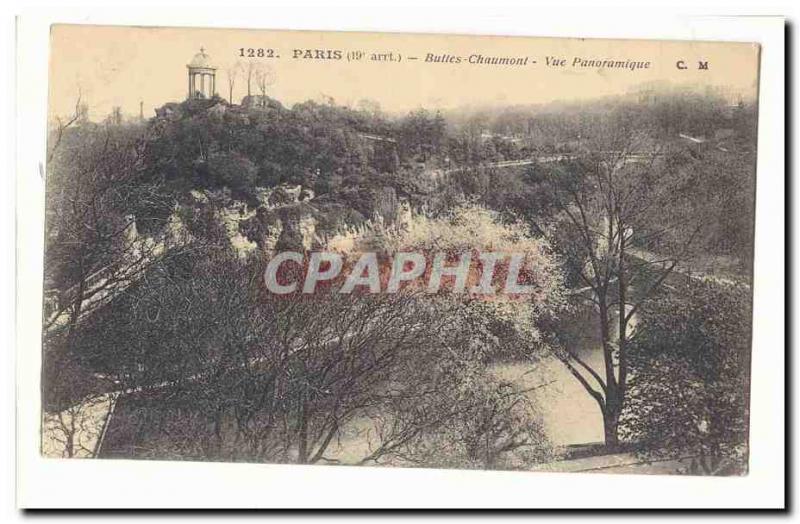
[491,356,605,447]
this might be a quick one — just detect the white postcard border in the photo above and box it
[14,7,785,509]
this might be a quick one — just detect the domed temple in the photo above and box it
[187,47,216,99]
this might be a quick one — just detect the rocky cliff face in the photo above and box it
[238,183,407,254]
[149,98,413,256]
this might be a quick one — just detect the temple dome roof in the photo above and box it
[188,48,215,69]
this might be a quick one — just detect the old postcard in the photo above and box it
[40,24,760,477]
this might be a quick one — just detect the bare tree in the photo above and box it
[254,65,275,107]
[244,60,257,98]
[532,121,704,449]
[225,62,243,104]
[80,246,553,468]
[44,125,169,339]
[47,91,83,165]
[41,122,186,455]
[42,389,116,458]
[109,106,123,125]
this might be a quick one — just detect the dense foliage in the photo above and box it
[619,279,752,474]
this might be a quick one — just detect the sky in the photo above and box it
[49,24,760,122]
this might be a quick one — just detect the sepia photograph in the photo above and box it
[36,24,764,479]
